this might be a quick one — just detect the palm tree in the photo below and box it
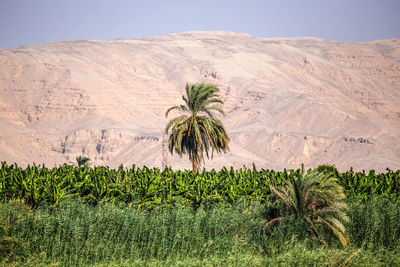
[265,170,350,247]
[76,155,90,167]
[165,83,230,174]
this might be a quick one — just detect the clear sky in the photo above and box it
[0,0,399,49]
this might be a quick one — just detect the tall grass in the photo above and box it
[2,199,265,265]
[1,197,400,266]
[347,196,400,250]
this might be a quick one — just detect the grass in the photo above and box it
[1,197,399,266]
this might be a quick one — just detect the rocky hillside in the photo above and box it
[1,31,399,171]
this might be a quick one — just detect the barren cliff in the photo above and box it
[0,31,399,171]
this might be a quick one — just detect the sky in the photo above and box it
[0,0,399,49]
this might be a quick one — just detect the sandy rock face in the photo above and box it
[0,32,399,171]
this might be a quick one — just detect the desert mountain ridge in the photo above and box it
[1,31,400,172]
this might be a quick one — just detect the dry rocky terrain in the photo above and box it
[1,31,399,172]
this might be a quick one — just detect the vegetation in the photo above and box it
[267,170,350,247]
[76,155,90,167]
[165,83,230,173]
[1,161,399,265]
[0,198,399,266]
[0,205,22,262]
[0,162,399,210]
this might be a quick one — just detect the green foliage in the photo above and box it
[165,83,230,173]
[2,199,400,266]
[76,155,90,167]
[0,161,399,210]
[6,200,265,265]
[0,211,20,263]
[347,196,400,250]
[266,170,350,247]
[340,167,400,202]
[0,200,28,263]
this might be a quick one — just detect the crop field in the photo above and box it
[1,162,399,209]
[1,162,400,266]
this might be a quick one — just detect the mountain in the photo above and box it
[1,31,399,171]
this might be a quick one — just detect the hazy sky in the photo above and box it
[0,0,399,49]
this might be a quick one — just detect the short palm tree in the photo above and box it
[265,170,350,247]
[76,156,90,167]
[165,83,230,173]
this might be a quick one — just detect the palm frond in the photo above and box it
[267,170,350,247]
[269,185,291,207]
[319,217,350,247]
[204,105,226,116]
[165,105,184,117]
[165,115,188,133]
[263,217,285,231]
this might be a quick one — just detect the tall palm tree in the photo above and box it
[265,170,350,247]
[165,83,230,174]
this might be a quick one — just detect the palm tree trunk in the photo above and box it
[192,154,198,174]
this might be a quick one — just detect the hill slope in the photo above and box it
[1,32,399,171]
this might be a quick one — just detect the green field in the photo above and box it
[1,162,399,266]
